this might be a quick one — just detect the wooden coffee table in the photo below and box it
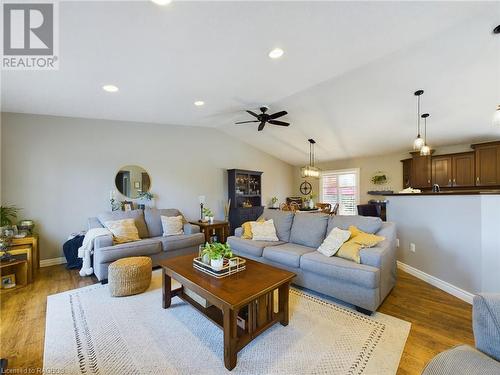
[160,254,295,370]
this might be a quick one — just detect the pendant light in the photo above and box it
[420,113,431,156]
[413,90,425,150]
[494,105,500,126]
[301,139,321,178]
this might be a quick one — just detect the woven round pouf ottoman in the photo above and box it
[108,257,152,297]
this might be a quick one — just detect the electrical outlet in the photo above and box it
[396,238,400,248]
[409,243,416,253]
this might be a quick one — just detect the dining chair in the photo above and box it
[316,203,332,214]
[331,203,340,215]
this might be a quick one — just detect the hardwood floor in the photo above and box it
[0,265,473,374]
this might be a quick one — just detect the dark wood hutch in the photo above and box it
[227,169,264,234]
[401,140,500,191]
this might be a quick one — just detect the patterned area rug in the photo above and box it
[44,271,410,374]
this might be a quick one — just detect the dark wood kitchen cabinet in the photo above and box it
[402,158,412,188]
[411,154,432,188]
[452,152,475,187]
[432,155,452,187]
[472,142,500,186]
[402,141,500,190]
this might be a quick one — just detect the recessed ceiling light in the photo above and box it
[102,84,119,93]
[268,48,284,59]
[151,0,172,5]
[194,101,205,106]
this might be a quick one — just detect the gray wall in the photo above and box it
[387,195,500,294]
[1,112,294,260]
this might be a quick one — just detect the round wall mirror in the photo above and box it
[115,165,151,199]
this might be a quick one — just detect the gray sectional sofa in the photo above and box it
[422,294,500,375]
[227,208,397,313]
[88,208,204,281]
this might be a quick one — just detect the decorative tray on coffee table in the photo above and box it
[193,257,246,278]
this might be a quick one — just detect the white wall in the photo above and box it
[1,112,294,260]
[387,195,500,294]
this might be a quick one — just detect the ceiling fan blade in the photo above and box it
[246,110,260,118]
[258,121,266,131]
[268,110,288,119]
[235,120,259,124]
[268,120,290,126]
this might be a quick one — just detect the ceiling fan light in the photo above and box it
[420,145,431,156]
[413,136,425,150]
[494,105,500,126]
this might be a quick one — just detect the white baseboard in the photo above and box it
[397,261,474,304]
[40,257,67,267]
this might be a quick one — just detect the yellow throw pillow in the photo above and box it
[348,225,361,238]
[336,239,363,263]
[104,218,140,244]
[336,226,385,263]
[241,219,265,239]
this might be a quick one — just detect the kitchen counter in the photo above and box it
[384,190,500,196]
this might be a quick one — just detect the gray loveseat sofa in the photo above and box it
[227,208,397,313]
[422,294,500,375]
[88,208,204,281]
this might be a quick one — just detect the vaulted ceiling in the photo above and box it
[2,1,499,165]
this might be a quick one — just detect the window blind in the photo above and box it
[320,169,359,215]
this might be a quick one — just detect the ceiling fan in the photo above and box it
[235,106,289,131]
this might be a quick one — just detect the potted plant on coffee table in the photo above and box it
[202,242,233,271]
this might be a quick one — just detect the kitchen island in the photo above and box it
[386,192,500,300]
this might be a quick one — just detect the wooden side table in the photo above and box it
[0,258,28,291]
[189,220,230,243]
[0,246,34,283]
[10,235,39,269]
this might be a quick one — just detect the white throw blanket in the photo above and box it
[78,228,112,277]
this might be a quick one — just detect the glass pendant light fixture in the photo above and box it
[420,113,431,156]
[494,105,500,126]
[301,139,321,178]
[413,90,425,150]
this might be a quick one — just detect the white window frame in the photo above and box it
[319,168,360,215]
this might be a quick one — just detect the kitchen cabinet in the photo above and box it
[473,142,500,186]
[411,154,432,188]
[452,152,475,187]
[402,159,412,189]
[432,156,452,187]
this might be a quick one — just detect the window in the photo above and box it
[320,168,360,215]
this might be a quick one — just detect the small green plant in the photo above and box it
[271,196,278,204]
[202,207,213,217]
[0,206,20,227]
[371,173,388,185]
[202,242,232,260]
[138,191,154,201]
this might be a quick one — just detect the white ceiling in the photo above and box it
[2,1,500,165]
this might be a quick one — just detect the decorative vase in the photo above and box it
[211,258,224,271]
[272,202,279,209]
[209,216,214,224]
[308,200,314,209]
[202,253,210,265]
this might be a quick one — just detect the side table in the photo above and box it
[10,235,39,269]
[189,220,230,243]
[1,246,34,283]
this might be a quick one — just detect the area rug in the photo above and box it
[44,271,410,374]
